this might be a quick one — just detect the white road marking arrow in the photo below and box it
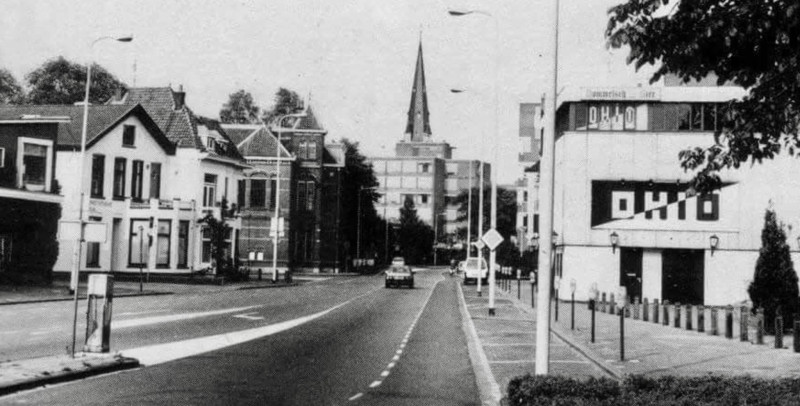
[233,312,265,321]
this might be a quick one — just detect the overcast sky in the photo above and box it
[1,0,653,183]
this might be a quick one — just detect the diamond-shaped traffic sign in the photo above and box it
[473,240,485,250]
[481,229,504,251]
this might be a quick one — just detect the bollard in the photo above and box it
[590,298,596,343]
[698,305,705,333]
[740,306,749,342]
[555,290,560,322]
[674,302,681,328]
[725,306,734,339]
[756,308,765,345]
[601,293,607,313]
[531,283,536,309]
[571,291,576,330]
[794,317,800,353]
[775,312,784,349]
[517,278,521,300]
[258,268,262,281]
[685,304,692,330]
[653,299,660,324]
[610,293,616,315]
[620,305,625,361]
[643,298,649,322]
[84,274,114,353]
[663,300,670,326]
[710,307,719,336]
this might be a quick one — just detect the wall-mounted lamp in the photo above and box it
[710,234,719,256]
[531,232,539,249]
[610,231,619,253]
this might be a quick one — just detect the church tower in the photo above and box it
[404,41,432,142]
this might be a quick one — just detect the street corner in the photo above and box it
[0,353,140,397]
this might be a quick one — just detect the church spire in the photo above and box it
[404,40,432,141]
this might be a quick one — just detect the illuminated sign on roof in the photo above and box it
[582,87,661,102]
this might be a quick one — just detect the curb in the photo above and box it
[236,282,299,290]
[457,283,503,406]
[0,291,174,307]
[497,289,622,381]
[0,357,140,397]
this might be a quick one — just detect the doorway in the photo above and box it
[620,247,643,301]
[662,249,704,305]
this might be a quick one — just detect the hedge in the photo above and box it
[507,374,800,405]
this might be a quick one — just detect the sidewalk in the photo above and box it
[497,279,800,378]
[458,279,608,406]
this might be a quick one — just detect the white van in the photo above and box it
[463,257,488,285]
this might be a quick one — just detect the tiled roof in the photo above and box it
[0,104,172,151]
[221,124,290,159]
[224,127,256,145]
[295,105,324,131]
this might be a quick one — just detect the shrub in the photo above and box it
[748,209,799,334]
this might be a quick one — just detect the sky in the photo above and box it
[0,0,653,184]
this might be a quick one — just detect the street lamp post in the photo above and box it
[449,8,499,316]
[70,35,133,358]
[268,112,306,282]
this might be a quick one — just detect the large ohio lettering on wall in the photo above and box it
[591,180,727,227]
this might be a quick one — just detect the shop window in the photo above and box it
[128,219,149,267]
[178,220,189,268]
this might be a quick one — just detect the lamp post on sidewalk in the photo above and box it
[448,8,500,317]
[69,35,133,358]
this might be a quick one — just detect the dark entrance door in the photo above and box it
[620,247,643,301]
[662,249,704,305]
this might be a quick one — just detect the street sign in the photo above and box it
[481,229,504,251]
[473,240,485,250]
[58,220,107,242]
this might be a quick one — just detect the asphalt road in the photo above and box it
[1,269,480,405]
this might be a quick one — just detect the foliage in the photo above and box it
[452,186,517,261]
[24,56,126,105]
[0,200,61,285]
[748,209,799,333]
[338,139,388,265]
[197,199,241,280]
[219,89,260,124]
[262,87,304,124]
[0,68,24,104]
[508,374,800,405]
[397,196,434,265]
[606,0,800,193]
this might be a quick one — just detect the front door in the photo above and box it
[620,247,643,302]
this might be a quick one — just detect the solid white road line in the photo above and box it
[348,393,363,401]
[112,305,260,329]
[233,312,266,321]
[122,288,381,366]
[369,381,382,388]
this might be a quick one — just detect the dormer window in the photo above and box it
[122,125,136,147]
[206,137,217,151]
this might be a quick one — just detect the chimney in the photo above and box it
[174,84,186,110]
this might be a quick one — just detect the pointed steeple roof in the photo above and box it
[404,40,432,141]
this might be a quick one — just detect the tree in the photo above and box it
[24,56,126,105]
[397,196,434,265]
[748,208,799,334]
[0,68,23,104]
[197,199,244,280]
[219,90,260,124]
[452,186,518,261]
[606,1,800,193]
[338,139,386,267]
[262,87,304,124]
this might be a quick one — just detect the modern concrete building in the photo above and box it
[552,80,800,306]
[370,41,489,253]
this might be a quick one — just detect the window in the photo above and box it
[131,160,144,201]
[86,216,102,268]
[237,180,246,207]
[420,194,429,204]
[22,143,47,188]
[128,219,149,267]
[298,142,308,159]
[156,220,171,267]
[307,141,317,159]
[177,220,189,268]
[203,174,217,207]
[306,181,315,211]
[113,158,126,199]
[149,163,161,199]
[206,137,216,150]
[224,177,228,200]
[201,227,212,263]
[250,179,266,208]
[122,125,135,146]
[269,179,277,209]
[91,155,105,198]
[0,148,6,168]
[420,163,431,173]
[297,181,307,210]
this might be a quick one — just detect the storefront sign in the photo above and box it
[582,87,661,101]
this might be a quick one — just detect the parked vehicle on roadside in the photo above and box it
[385,265,414,288]
[463,257,488,285]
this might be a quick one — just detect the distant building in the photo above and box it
[516,102,543,254]
[369,41,489,257]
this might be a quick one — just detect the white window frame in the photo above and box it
[0,147,6,168]
[17,137,53,192]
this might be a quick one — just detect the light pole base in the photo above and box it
[488,308,496,316]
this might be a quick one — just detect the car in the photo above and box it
[463,257,488,285]
[385,265,414,288]
[391,256,406,266]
